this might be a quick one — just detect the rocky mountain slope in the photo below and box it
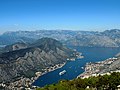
[99,55,120,74]
[0,42,28,53]
[78,53,120,78]
[66,33,118,47]
[1,29,120,47]
[0,38,76,83]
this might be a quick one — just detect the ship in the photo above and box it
[81,67,84,69]
[59,70,66,75]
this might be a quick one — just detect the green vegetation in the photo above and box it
[36,72,120,90]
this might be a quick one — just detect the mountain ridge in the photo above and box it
[0,38,76,83]
[1,29,120,47]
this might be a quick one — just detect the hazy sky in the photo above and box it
[0,0,120,33]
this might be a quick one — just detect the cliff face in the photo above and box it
[0,38,74,83]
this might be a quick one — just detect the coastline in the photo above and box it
[77,57,120,79]
[0,52,83,89]
[0,62,66,90]
[33,62,66,84]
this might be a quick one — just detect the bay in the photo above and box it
[32,47,120,87]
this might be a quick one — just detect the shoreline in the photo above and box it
[0,62,66,90]
[33,62,66,84]
[77,57,119,79]
[0,52,83,89]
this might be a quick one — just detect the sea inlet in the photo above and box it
[33,46,120,87]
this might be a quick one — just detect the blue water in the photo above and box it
[0,45,6,48]
[33,47,120,87]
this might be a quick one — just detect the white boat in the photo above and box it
[59,70,66,75]
[81,67,84,69]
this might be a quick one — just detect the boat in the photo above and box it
[81,67,84,69]
[59,70,66,75]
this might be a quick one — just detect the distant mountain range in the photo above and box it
[0,38,76,83]
[1,29,120,47]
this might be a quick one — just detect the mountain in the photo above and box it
[2,30,76,43]
[0,38,76,83]
[0,42,28,53]
[65,33,117,47]
[0,34,35,45]
[1,29,120,47]
[102,29,120,46]
[98,54,120,74]
[78,53,120,79]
